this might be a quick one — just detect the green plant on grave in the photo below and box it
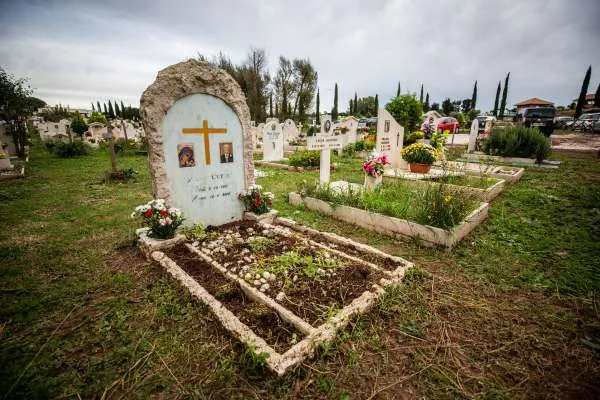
[484,126,551,162]
[247,236,276,253]
[181,223,218,241]
[403,130,424,146]
[401,142,438,165]
[289,150,320,167]
[52,140,89,158]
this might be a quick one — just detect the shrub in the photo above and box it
[484,126,550,162]
[404,131,424,146]
[52,140,89,158]
[289,150,320,167]
[342,143,356,157]
[114,138,138,153]
[401,143,437,165]
[385,95,423,132]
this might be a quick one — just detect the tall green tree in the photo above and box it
[385,94,423,132]
[396,81,401,97]
[70,112,88,136]
[374,94,379,114]
[348,99,353,114]
[470,80,477,111]
[269,94,273,118]
[103,103,107,115]
[575,66,592,118]
[88,111,107,124]
[493,81,501,117]
[97,101,102,114]
[91,103,95,112]
[424,93,430,112]
[441,98,454,115]
[108,100,115,118]
[0,67,33,156]
[419,84,423,103]
[594,83,600,108]
[353,92,358,114]
[499,72,510,119]
[114,102,120,117]
[332,83,338,121]
[315,88,320,124]
[355,96,377,116]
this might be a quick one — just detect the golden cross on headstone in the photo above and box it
[182,119,227,165]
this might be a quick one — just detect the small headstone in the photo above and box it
[282,119,299,145]
[338,116,359,147]
[376,108,405,170]
[262,120,284,161]
[140,60,254,226]
[468,118,479,152]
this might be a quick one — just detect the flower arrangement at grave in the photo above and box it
[238,184,274,215]
[131,199,184,239]
[401,142,438,174]
[430,129,449,160]
[362,154,389,177]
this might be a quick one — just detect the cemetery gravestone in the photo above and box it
[338,116,359,147]
[376,108,405,170]
[307,134,343,184]
[468,118,479,152]
[282,119,299,145]
[262,120,284,161]
[319,115,334,136]
[140,60,253,226]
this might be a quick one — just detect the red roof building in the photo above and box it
[514,98,554,112]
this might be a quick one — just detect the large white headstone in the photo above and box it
[262,120,284,161]
[468,118,479,152]
[376,108,405,170]
[282,119,299,145]
[141,60,254,227]
[338,116,359,147]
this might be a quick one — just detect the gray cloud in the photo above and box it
[1,0,599,111]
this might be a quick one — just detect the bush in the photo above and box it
[289,150,320,167]
[385,95,423,132]
[52,140,89,158]
[114,138,138,153]
[401,143,437,165]
[484,126,550,162]
[342,143,356,157]
[404,131,424,146]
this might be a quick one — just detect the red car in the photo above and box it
[436,117,460,132]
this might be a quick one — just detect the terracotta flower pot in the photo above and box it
[409,163,432,174]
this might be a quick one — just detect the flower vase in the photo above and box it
[409,163,432,174]
[364,174,382,190]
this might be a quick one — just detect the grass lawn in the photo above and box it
[1,142,599,399]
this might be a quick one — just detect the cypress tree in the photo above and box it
[103,103,108,115]
[499,72,510,119]
[575,66,592,118]
[269,94,273,118]
[353,92,358,115]
[349,99,353,114]
[96,101,102,114]
[108,100,115,118]
[396,82,401,97]
[375,94,379,116]
[115,102,120,117]
[120,101,126,118]
[281,86,288,120]
[594,83,600,108]
[424,93,430,112]
[493,81,501,117]
[275,103,279,118]
[471,80,477,111]
[315,89,320,124]
[332,83,338,121]
[419,84,423,103]
[91,103,95,112]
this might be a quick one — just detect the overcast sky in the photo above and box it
[1,0,599,112]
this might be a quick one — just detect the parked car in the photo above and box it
[517,107,556,136]
[475,116,496,133]
[357,118,367,129]
[572,113,600,133]
[436,117,459,132]
[554,116,574,130]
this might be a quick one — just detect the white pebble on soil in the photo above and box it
[245,273,252,280]
[260,283,270,291]
[192,241,199,247]
[260,278,267,284]
[262,271,270,279]
[253,280,261,287]
[275,292,285,301]
[255,274,261,280]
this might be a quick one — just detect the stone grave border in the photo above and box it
[288,192,488,248]
[431,162,525,183]
[460,152,560,168]
[383,174,506,203]
[138,218,413,376]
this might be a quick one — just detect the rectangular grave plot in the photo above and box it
[163,244,305,353]
[193,221,386,326]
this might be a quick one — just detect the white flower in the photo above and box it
[130,212,136,219]
[264,192,275,200]
[159,219,167,226]
[249,184,262,191]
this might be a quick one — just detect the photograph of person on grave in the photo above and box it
[177,143,195,168]
[324,120,331,133]
[219,142,234,163]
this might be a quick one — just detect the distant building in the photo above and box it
[514,98,554,113]
[571,93,597,110]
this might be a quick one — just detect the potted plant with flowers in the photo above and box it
[131,199,184,239]
[401,142,438,174]
[239,184,277,222]
[362,153,389,190]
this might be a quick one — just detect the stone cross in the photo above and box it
[140,60,254,226]
[376,108,405,170]
[468,118,479,152]
[307,134,343,184]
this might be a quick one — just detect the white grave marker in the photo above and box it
[468,118,479,152]
[262,120,284,161]
[307,135,343,184]
[376,108,405,170]
[140,60,253,227]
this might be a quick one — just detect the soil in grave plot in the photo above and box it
[202,221,386,326]
[164,244,304,353]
